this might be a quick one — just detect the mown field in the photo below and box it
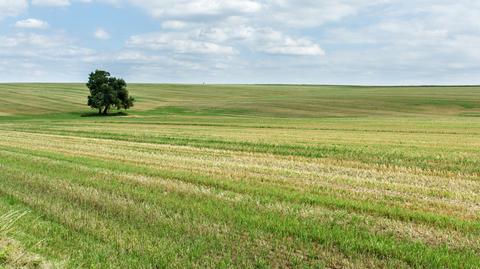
[0,83,480,268]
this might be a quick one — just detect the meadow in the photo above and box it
[0,83,479,268]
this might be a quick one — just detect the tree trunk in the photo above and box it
[103,106,109,115]
[98,108,102,114]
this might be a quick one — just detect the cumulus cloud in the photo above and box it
[128,0,262,19]
[31,0,70,6]
[127,23,324,57]
[255,34,325,56]
[15,18,49,29]
[161,20,188,30]
[122,0,384,27]
[127,32,237,55]
[0,32,96,81]
[94,28,110,40]
[1,0,480,83]
[0,33,92,55]
[265,0,357,27]
[0,0,28,20]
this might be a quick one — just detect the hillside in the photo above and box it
[0,84,479,268]
[1,84,480,117]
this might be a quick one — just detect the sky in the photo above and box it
[0,0,479,84]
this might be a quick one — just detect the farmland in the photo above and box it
[0,84,480,268]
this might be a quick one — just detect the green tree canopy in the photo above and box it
[86,70,135,115]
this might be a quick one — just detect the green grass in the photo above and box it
[0,83,479,268]
[0,210,55,268]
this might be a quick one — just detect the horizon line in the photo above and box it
[0,82,479,87]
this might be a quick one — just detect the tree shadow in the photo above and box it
[80,111,129,117]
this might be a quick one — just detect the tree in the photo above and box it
[86,70,135,115]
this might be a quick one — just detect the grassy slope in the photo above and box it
[0,83,479,268]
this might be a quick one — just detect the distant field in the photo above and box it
[0,84,479,268]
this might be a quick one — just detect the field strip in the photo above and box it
[1,133,480,232]
[40,119,480,135]
[1,156,479,268]
[1,147,478,253]
[1,130,479,220]
[1,128,480,179]
[1,130,479,200]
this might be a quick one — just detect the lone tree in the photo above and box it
[86,70,135,115]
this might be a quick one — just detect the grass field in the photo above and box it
[0,83,479,268]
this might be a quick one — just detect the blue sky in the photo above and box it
[0,0,479,84]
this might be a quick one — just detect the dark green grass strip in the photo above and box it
[87,120,480,136]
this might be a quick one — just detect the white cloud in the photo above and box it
[127,0,262,19]
[127,32,237,55]
[325,1,480,60]
[15,18,49,29]
[161,20,188,30]
[94,28,110,40]
[198,24,255,43]
[0,0,28,20]
[127,24,324,57]
[265,0,357,27]
[31,0,70,6]
[255,31,325,56]
[117,0,480,83]
[115,51,151,61]
[0,32,96,82]
[2,0,480,83]
[197,25,325,56]
[122,0,383,28]
[0,33,92,53]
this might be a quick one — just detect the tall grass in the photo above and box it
[0,211,58,269]
[0,211,28,236]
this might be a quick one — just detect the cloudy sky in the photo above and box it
[0,0,479,84]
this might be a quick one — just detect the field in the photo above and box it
[0,83,480,268]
